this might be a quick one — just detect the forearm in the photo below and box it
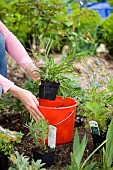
[8,84,22,98]
[0,75,14,93]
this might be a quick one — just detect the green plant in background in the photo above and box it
[78,60,113,132]
[2,0,66,51]
[0,0,101,55]
[107,0,113,6]
[0,0,6,8]
[67,30,98,58]
[8,151,46,170]
[0,130,23,155]
[27,118,48,151]
[97,13,113,56]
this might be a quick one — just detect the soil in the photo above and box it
[1,53,113,169]
[0,112,94,170]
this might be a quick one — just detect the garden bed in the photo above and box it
[0,112,94,169]
[1,53,113,169]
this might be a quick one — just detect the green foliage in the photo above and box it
[101,119,113,170]
[36,54,74,83]
[84,76,113,131]
[0,130,23,155]
[67,31,98,57]
[2,0,65,50]
[58,75,84,99]
[78,60,113,132]
[1,0,101,54]
[69,119,113,170]
[0,0,6,8]
[92,119,113,170]
[22,79,39,97]
[8,151,46,170]
[34,39,84,98]
[69,128,106,170]
[98,13,113,55]
[107,0,113,6]
[73,8,101,34]
[27,118,48,151]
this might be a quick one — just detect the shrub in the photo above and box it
[1,0,101,54]
[97,13,113,56]
[107,0,113,6]
[55,5,102,55]
[2,0,65,51]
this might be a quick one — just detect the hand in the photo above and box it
[25,62,39,81]
[8,85,44,121]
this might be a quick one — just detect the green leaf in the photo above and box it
[105,119,113,168]
[83,162,96,170]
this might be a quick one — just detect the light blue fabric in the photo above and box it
[0,32,7,78]
[0,85,2,97]
[87,2,113,19]
[0,32,8,97]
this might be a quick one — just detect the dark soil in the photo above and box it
[0,112,95,170]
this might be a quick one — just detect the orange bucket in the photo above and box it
[37,96,77,145]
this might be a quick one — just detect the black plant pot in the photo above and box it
[92,131,106,151]
[0,153,8,170]
[39,80,60,100]
[32,148,55,168]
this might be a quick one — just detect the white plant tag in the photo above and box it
[89,120,100,135]
[48,125,57,149]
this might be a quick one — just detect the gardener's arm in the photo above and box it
[0,21,39,81]
[0,75,44,121]
[0,21,38,79]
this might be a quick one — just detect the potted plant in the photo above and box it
[34,39,74,100]
[27,118,55,168]
[0,128,23,170]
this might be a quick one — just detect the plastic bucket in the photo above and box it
[37,96,77,145]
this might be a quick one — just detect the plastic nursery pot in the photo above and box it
[0,153,9,170]
[92,131,106,151]
[37,96,77,145]
[39,80,60,100]
[32,148,55,168]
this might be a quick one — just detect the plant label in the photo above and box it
[89,120,100,135]
[48,125,57,149]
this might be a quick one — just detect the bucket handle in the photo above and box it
[53,110,75,126]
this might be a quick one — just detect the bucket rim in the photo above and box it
[37,96,78,109]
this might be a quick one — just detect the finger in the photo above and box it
[29,102,44,119]
[32,97,45,118]
[29,110,40,121]
[26,102,44,120]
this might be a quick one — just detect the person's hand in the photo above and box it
[25,62,39,81]
[8,85,44,121]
